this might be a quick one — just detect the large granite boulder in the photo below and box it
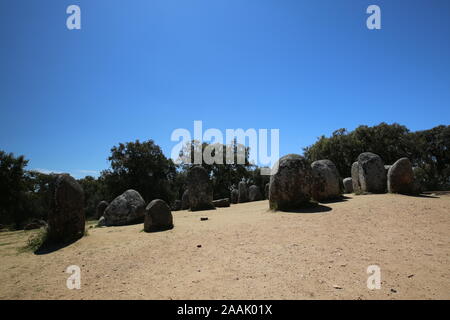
[351,162,361,193]
[47,174,85,244]
[343,177,353,193]
[269,154,313,211]
[357,152,386,193]
[144,199,173,232]
[181,190,190,210]
[103,189,145,226]
[96,201,109,219]
[311,159,341,201]
[238,181,248,203]
[213,198,230,207]
[387,158,417,194]
[187,166,215,211]
[248,185,263,201]
[230,188,239,204]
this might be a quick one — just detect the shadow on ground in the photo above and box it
[34,239,79,255]
[278,203,332,214]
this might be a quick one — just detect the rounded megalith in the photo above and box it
[387,157,417,194]
[96,201,109,219]
[248,185,263,202]
[47,174,85,244]
[230,188,239,204]
[343,177,353,193]
[264,183,269,199]
[213,198,230,207]
[103,189,145,226]
[351,162,361,193]
[238,181,249,203]
[269,154,313,211]
[311,160,341,201]
[144,199,173,232]
[187,166,215,211]
[357,152,386,193]
[181,190,190,210]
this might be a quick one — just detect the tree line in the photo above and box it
[1,123,448,229]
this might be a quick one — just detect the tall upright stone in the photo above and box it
[351,162,361,193]
[230,188,239,204]
[181,190,190,210]
[238,181,248,203]
[264,183,269,200]
[47,174,85,244]
[248,185,262,201]
[357,152,386,193]
[269,154,313,211]
[187,166,215,211]
[96,201,109,219]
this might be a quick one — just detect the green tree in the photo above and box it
[0,151,29,227]
[100,140,177,204]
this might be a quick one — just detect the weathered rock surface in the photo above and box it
[269,154,313,211]
[230,189,239,204]
[144,199,173,232]
[248,185,263,201]
[181,190,190,210]
[351,162,361,193]
[238,181,249,203]
[96,201,109,219]
[187,166,215,211]
[47,174,85,243]
[343,177,353,193]
[311,160,341,201]
[103,189,145,226]
[357,152,386,193]
[213,198,230,207]
[172,200,181,211]
[387,157,418,194]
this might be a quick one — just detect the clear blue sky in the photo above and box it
[1,0,449,178]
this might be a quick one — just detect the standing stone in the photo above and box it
[103,189,145,226]
[187,166,215,211]
[172,200,181,211]
[47,174,85,244]
[264,183,269,199]
[248,185,262,201]
[96,201,109,219]
[144,199,173,232]
[181,190,190,210]
[343,177,353,193]
[311,160,341,201]
[238,181,248,203]
[213,198,230,207]
[269,154,313,211]
[387,158,417,194]
[357,152,386,193]
[351,162,361,193]
[230,188,239,204]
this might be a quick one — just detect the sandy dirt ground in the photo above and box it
[0,193,449,300]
